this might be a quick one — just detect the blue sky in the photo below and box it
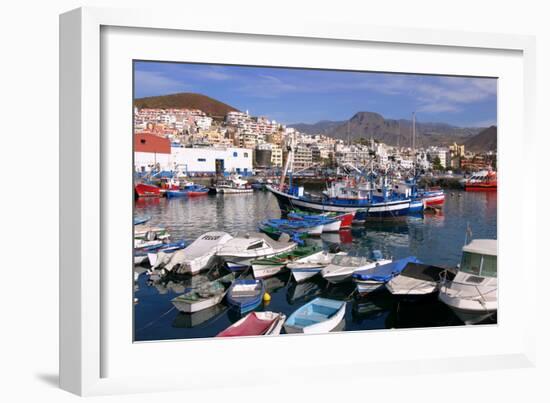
[134,61,497,127]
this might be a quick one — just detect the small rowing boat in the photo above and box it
[250,245,320,279]
[226,279,265,314]
[284,297,346,334]
[288,250,347,283]
[353,256,420,294]
[171,272,236,313]
[216,311,286,337]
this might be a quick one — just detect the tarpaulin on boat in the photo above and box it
[352,256,420,281]
[399,262,453,282]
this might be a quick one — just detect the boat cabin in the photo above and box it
[459,239,497,279]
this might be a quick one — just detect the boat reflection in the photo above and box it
[286,278,324,305]
[172,304,228,329]
[351,294,394,328]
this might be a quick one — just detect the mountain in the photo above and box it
[464,126,497,153]
[293,111,485,148]
[291,120,346,135]
[134,92,239,117]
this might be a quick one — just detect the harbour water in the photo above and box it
[134,189,497,341]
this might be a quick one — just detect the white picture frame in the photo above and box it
[60,6,537,396]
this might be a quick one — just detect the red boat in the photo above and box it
[216,312,285,337]
[135,183,161,197]
[334,212,355,228]
[420,189,446,206]
[464,169,497,191]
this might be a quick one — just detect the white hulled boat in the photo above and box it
[154,231,233,274]
[214,174,254,194]
[321,251,391,284]
[438,239,497,324]
[288,251,347,283]
[216,232,297,271]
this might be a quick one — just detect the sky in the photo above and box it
[134,61,497,127]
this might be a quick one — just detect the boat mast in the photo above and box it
[412,111,416,178]
[279,132,295,191]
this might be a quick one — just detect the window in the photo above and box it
[244,152,249,158]
[481,255,497,277]
[247,241,264,250]
[233,152,238,157]
[197,158,206,162]
[460,252,483,276]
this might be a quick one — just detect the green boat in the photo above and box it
[251,246,321,279]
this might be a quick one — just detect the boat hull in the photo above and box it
[251,263,286,279]
[135,183,161,197]
[172,292,225,313]
[284,298,346,334]
[267,186,410,223]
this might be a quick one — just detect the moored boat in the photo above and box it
[226,279,265,313]
[438,239,497,324]
[135,183,161,198]
[385,262,454,298]
[463,169,497,191]
[264,219,324,236]
[216,232,297,271]
[288,250,347,283]
[353,256,420,294]
[250,245,320,279]
[154,231,233,274]
[216,311,286,337]
[133,215,151,225]
[171,272,236,313]
[214,174,253,194]
[321,251,392,284]
[283,297,346,334]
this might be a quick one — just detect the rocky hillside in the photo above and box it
[134,92,239,117]
[464,125,497,152]
[293,111,485,148]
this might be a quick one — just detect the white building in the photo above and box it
[135,146,253,176]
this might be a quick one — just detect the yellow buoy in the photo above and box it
[263,292,271,302]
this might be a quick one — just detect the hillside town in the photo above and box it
[134,106,496,178]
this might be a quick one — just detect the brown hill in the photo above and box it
[464,126,497,153]
[134,93,239,117]
[294,111,483,148]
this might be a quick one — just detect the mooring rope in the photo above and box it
[135,306,177,333]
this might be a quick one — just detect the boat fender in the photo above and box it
[263,292,271,302]
[145,231,156,241]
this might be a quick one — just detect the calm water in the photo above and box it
[134,189,497,341]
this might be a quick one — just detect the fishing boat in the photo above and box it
[226,279,265,313]
[438,239,497,324]
[216,311,286,337]
[135,182,161,198]
[385,262,455,298]
[283,297,346,334]
[352,256,420,294]
[182,183,210,197]
[133,215,151,225]
[216,232,297,271]
[171,272,236,313]
[264,219,324,236]
[250,245,320,279]
[258,221,307,244]
[214,174,254,194]
[463,169,497,191]
[154,231,233,274]
[321,251,392,284]
[288,250,347,283]
[165,189,188,198]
